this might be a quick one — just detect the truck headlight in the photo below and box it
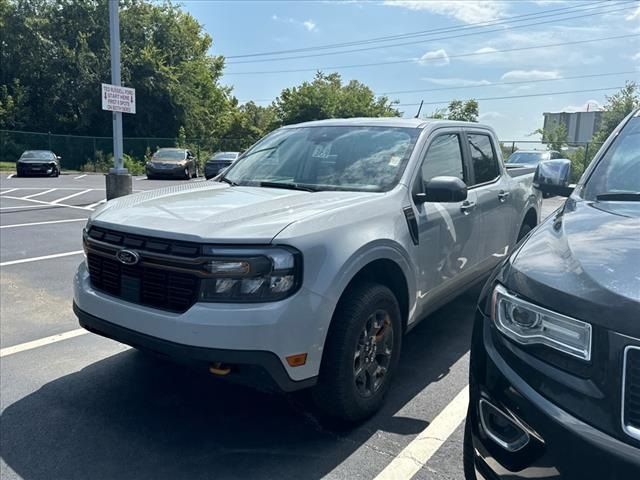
[199,246,302,302]
[491,284,592,361]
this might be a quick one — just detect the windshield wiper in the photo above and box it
[596,192,640,201]
[259,181,319,192]
[219,176,238,186]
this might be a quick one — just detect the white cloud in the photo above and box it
[475,47,498,55]
[383,1,507,24]
[632,52,640,61]
[500,70,561,81]
[561,100,603,113]
[272,14,318,32]
[479,111,505,120]
[626,5,640,21]
[422,77,491,86]
[417,49,450,66]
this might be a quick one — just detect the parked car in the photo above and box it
[145,148,198,179]
[464,110,640,479]
[505,150,563,168]
[74,118,544,421]
[205,151,240,179]
[16,150,61,177]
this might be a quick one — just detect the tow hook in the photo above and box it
[209,362,232,376]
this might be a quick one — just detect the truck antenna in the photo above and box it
[414,100,424,119]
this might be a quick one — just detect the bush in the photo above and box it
[80,150,145,174]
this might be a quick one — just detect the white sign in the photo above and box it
[101,83,136,114]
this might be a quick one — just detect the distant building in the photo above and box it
[542,110,603,144]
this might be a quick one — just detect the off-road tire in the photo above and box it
[312,282,402,423]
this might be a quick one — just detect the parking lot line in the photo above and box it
[0,250,84,267]
[0,188,19,195]
[6,174,15,179]
[373,385,469,480]
[1,195,91,211]
[51,189,92,204]
[0,329,88,358]
[0,218,87,229]
[0,204,61,211]
[22,188,57,199]
[86,199,106,209]
[74,174,88,180]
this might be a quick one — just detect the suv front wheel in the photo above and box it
[313,282,402,422]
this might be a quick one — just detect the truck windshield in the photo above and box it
[223,126,420,192]
[582,115,640,201]
[506,151,549,165]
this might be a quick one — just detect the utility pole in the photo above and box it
[106,0,132,200]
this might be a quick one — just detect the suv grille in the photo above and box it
[86,227,201,313]
[622,346,640,440]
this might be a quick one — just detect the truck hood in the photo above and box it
[506,198,640,331]
[90,181,376,243]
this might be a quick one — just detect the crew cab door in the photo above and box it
[411,130,483,310]
[463,130,519,267]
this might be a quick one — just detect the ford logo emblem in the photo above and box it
[116,249,140,265]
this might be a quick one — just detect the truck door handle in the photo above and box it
[460,201,476,214]
[498,191,510,202]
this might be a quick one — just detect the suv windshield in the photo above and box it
[153,149,185,160]
[506,151,549,165]
[211,153,238,161]
[21,151,53,160]
[223,126,419,192]
[582,115,640,201]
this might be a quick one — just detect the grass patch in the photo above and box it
[0,161,16,171]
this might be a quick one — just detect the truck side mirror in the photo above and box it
[534,159,573,197]
[415,176,468,203]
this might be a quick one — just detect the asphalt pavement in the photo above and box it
[0,172,566,480]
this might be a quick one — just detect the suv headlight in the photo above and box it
[198,246,302,302]
[491,284,592,361]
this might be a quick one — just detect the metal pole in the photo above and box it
[106,0,131,199]
[109,0,124,172]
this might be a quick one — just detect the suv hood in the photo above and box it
[90,182,376,243]
[506,198,640,330]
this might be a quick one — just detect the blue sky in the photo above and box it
[181,0,640,140]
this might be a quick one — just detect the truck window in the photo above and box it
[421,134,465,184]
[467,134,499,185]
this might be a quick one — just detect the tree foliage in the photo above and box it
[592,81,639,144]
[0,0,231,140]
[533,123,568,151]
[429,99,479,122]
[273,72,400,126]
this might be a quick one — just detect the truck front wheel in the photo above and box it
[313,282,402,423]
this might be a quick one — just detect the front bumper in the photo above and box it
[468,310,640,479]
[17,163,56,175]
[146,165,187,177]
[74,261,333,390]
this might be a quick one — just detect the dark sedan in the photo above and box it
[145,148,198,180]
[16,150,61,177]
[464,110,640,479]
[204,151,240,179]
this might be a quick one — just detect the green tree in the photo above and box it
[273,72,399,125]
[0,0,232,143]
[592,81,639,144]
[220,101,278,151]
[429,99,479,122]
[532,123,568,151]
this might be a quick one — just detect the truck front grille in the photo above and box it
[622,346,640,441]
[85,227,202,313]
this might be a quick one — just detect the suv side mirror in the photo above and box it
[534,159,573,197]
[56,155,62,161]
[415,176,468,203]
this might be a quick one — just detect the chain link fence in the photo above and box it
[0,129,245,172]
[1,129,604,180]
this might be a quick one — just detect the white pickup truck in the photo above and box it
[74,118,542,421]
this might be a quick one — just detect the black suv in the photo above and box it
[465,110,640,479]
